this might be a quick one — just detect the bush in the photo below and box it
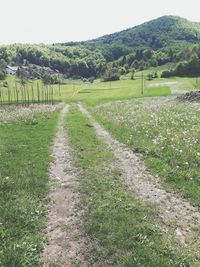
[88,77,95,83]
[161,70,173,78]
[2,81,8,87]
[0,70,6,80]
[103,68,120,82]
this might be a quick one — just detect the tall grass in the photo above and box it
[91,97,200,206]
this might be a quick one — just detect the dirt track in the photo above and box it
[43,105,87,267]
[42,103,200,265]
[78,103,200,256]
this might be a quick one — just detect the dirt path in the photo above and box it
[78,104,200,257]
[42,105,87,267]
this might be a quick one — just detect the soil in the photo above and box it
[177,90,200,101]
[42,105,88,267]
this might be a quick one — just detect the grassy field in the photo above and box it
[1,76,171,105]
[1,72,200,106]
[0,106,59,266]
[1,71,200,266]
[44,75,200,104]
[91,97,200,206]
[65,105,192,267]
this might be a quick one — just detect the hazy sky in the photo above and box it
[1,0,200,44]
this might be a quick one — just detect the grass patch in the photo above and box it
[78,88,119,94]
[91,98,200,206]
[3,71,200,106]
[65,105,193,267]
[145,86,171,96]
[0,110,59,266]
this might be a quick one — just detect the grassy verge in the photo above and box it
[91,98,200,206]
[0,110,59,266]
[65,105,192,267]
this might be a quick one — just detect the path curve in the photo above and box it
[78,103,200,257]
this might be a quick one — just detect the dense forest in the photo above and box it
[161,45,200,77]
[1,16,200,80]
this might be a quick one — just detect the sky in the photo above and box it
[1,0,200,44]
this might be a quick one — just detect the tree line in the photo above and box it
[1,16,200,80]
[161,45,200,77]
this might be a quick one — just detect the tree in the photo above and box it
[0,59,7,80]
[0,70,6,80]
[16,67,29,86]
[131,68,135,80]
[103,67,120,82]
[154,71,158,78]
[161,70,173,78]
[147,73,153,80]
[0,59,7,70]
[41,73,51,85]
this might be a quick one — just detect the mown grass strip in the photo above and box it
[145,86,171,96]
[65,105,192,267]
[0,110,59,267]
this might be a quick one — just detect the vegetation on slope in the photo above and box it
[1,16,200,79]
[161,45,200,77]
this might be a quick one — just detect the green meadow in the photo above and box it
[1,72,200,106]
[0,107,59,266]
[0,72,200,266]
[65,105,192,267]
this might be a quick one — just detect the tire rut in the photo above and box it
[78,103,200,258]
[42,105,87,267]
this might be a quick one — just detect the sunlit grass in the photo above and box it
[0,108,59,266]
[91,97,200,206]
[65,105,192,267]
[2,72,200,105]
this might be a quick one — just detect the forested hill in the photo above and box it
[1,16,200,79]
[85,16,200,49]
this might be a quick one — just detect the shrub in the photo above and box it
[103,67,120,82]
[0,70,6,80]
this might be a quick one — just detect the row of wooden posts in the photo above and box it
[0,82,61,106]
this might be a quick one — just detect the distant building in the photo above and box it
[6,66,19,75]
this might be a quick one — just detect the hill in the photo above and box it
[1,16,200,79]
[86,16,200,48]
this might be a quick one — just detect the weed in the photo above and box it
[91,97,200,205]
